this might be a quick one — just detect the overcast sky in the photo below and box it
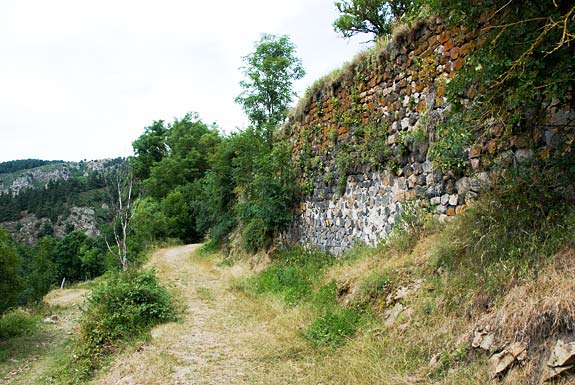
[0,0,369,162]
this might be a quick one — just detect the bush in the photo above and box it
[241,218,269,253]
[0,309,38,340]
[75,269,176,372]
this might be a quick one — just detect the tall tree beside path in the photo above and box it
[235,34,305,145]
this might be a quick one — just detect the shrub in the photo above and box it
[76,269,176,371]
[241,218,269,253]
[0,309,38,340]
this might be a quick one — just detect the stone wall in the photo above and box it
[283,18,573,254]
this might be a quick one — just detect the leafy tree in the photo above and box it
[235,34,305,144]
[54,231,91,282]
[131,121,168,180]
[333,0,415,39]
[143,113,220,199]
[236,140,298,251]
[0,228,22,313]
[131,197,169,244]
[27,237,58,300]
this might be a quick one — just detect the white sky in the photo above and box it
[0,0,369,162]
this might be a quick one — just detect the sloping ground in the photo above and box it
[0,288,87,384]
[89,240,575,385]
[91,245,313,385]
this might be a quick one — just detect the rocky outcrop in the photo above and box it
[541,340,575,383]
[0,158,120,196]
[3,206,100,243]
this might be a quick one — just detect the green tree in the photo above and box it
[0,228,22,313]
[131,197,169,244]
[333,0,414,39]
[131,121,168,180]
[54,231,91,282]
[28,237,58,300]
[235,34,305,144]
[143,113,220,199]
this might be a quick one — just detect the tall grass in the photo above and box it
[433,156,575,311]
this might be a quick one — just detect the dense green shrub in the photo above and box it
[0,228,22,313]
[78,269,176,358]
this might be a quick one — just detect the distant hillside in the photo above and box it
[0,158,123,196]
[0,159,63,174]
[0,158,125,243]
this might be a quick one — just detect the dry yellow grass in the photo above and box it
[79,238,575,385]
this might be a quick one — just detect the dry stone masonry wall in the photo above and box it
[283,18,572,254]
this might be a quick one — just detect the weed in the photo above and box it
[313,280,338,311]
[47,269,177,383]
[305,308,362,347]
[246,247,334,306]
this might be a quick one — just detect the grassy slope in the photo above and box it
[0,288,87,385]
[230,232,573,385]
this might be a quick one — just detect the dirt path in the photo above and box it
[91,244,305,385]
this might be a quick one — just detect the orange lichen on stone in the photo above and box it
[416,101,427,113]
[453,58,464,71]
[438,30,450,44]
[450,47,461,60]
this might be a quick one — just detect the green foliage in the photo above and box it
[0,171,108,223]
[26,237,58,301]
[248,247,333,305]
[237,139,299,252]
[305,308,362,346]
[131,121,168,180]
[74,269,176,373]
[314,280,339,310]
[131,197,169,243]
[431,0,574,148]
[0,159,62,174]
[333,0,416,39]
[335,149,352,195]
[0,228,22,313]
[236,34,305,144]
[360,122,391,168]
[142,113,220,200]
[0,309,39,340]
[433,155,575,304]
[54,231,96,282]
[428,117,473,172]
